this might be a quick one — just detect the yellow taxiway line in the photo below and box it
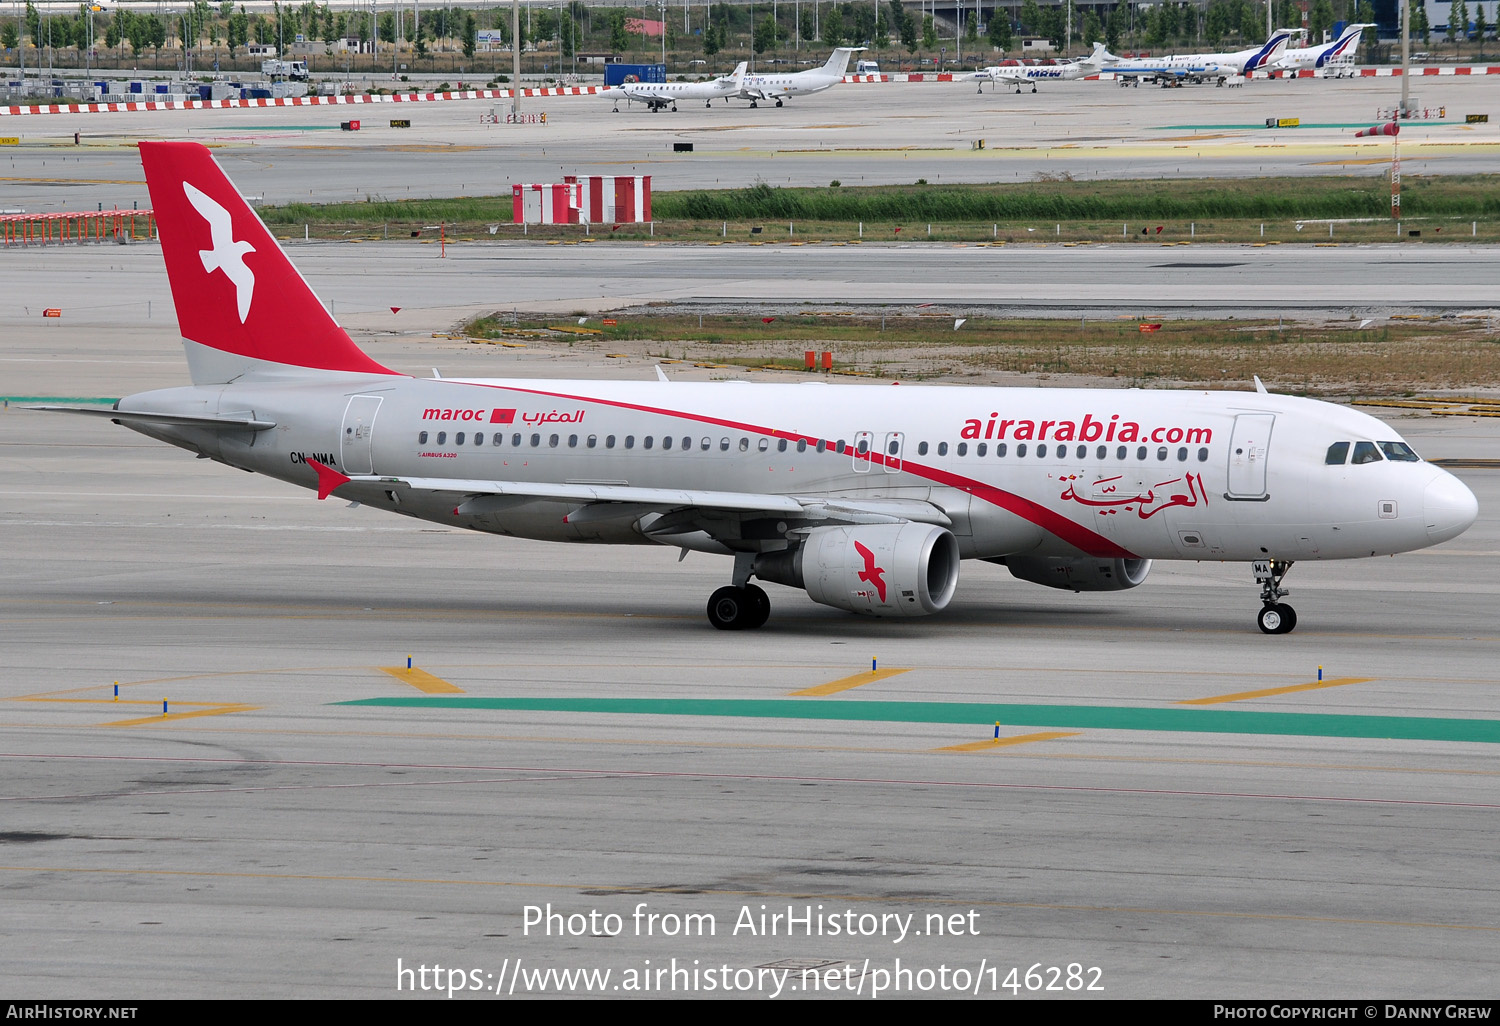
[379,666,465,694]
[1177,677,1373,706]
[102,704,260,727]
[937,731,1082,752]
[790,668,911,697]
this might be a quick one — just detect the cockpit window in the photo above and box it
[1351,441,1383,465]
[1378,441,1421,463]
[1325,441,1350,465]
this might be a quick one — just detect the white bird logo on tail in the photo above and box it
[183,181,256,323]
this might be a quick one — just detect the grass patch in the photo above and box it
[256,175,1500,246]
[462,312,1500,394]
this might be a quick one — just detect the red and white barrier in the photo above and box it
[512,183,579,225]
[567,175,652,224]
[1249,65,1500,78]
[0,85,610,117]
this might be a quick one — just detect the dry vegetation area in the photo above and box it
[463,312,1500,395]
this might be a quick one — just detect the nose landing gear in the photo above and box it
[1253,558,1297,634]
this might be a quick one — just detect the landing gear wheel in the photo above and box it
[708,585,768,630]
[1257,603,1297,635]
[743,584,770,629]
[775,98,783,107]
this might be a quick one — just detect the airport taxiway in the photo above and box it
[3,73,1500,1000]
[2,73,1498,212]
[1,326,1498,998]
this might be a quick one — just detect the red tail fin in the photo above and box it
[139,141,395,378]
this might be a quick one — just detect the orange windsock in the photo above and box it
[1355,122,1400,137]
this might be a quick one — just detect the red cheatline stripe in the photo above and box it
[484,383,1135,559]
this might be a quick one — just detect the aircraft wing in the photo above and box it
[975,68,1025,85]
[341,474,952,539]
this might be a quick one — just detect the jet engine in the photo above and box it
[999,556,1152,592]
[754,523,960,616]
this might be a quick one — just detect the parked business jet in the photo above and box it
[35,142,1479,634]
[1271,23,1372,74]
[610,62,747,112]
[974,42,1110,93]
[1106,30,1292,86]
[733,47,863,107]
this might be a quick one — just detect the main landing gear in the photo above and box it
[707,584,770,630]
[707,553,771,630]
[1253,558,1297,634]
[775,98,783,107]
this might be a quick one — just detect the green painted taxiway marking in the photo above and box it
[337,697,1500,746]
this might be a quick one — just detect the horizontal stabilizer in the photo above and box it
[27,406,276,431]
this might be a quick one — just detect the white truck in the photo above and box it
[261,59,309,81]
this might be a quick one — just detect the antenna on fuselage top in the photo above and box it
[1253,375,1269,394]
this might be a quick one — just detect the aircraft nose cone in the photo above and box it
[1424,472,1479,544]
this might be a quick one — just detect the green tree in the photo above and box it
[26,1,39,43]
[557,11,574,60]
[1309,0,1333,45]
[463,11,476,60]
[1452,0,1468,44]
[988,10,1012,51]
[755,14,775,52]
[149,13,167,59]
[2,21,18,51]
[921,13,936,50]
[703,17,720,55]
[801,8,815,41]
[1474,6,1487,56]
[609,10,627,52]
[1106,2,1125,51]
[823,8,845,46]
[965,11,977,42]
[1357,1,1377,47]
[1019,0,1042,35]
[1082,10,1102,48]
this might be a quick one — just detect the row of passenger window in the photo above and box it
[420,431,804,452]
[916,441,1211,463]
[1325,440,1421,465]
[415,430,1212,464]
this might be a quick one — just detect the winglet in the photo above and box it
[306,458,352,500]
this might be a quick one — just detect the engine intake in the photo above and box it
[1000,556,1152,592]
[754,523,960,616]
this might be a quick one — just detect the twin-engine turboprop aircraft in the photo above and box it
[34,142,1479,633]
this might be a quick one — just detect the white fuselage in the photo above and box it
[1274,26,1371,70]
[611,73,743,110]
[1108,32,1290,79]
[119,376,1476,565]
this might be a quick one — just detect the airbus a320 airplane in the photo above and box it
[37,142,1479,633]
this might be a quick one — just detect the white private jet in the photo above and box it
[1271,23,1373,75]
[733,47,863,107]
[1106,30,1292,86]
[610,62,748,112]
[34,142,1479,635]
[974,42,1111,94]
